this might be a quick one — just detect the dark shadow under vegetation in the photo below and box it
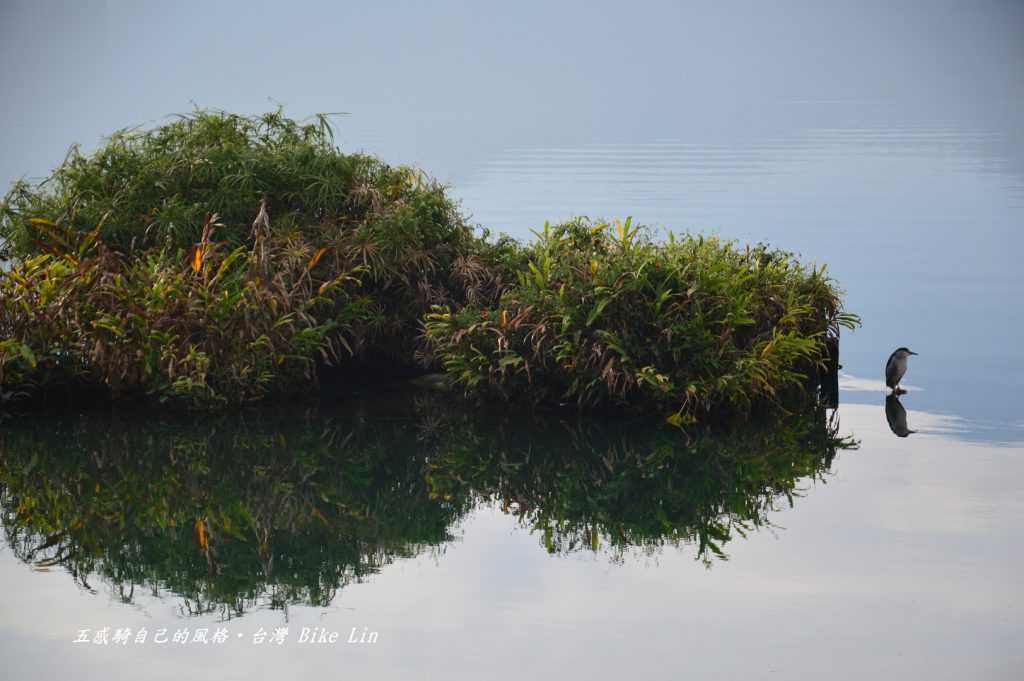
[1,110,856,422]
[0,391,855,617]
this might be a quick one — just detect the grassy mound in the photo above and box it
[1,110,511,407]
[424,219,857,421]
[1,110,855,418]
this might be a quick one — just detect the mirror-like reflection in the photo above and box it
[0,402,469,619]
[885,393,915,438]
[0,394,854,618]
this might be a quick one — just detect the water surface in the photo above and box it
[1,396,1021,680]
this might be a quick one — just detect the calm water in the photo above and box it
[2,1,1023,679]
[1,396,1021,680]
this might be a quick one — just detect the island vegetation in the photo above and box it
[0,110,857,421]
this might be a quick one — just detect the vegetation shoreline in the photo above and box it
[0,110,857,422]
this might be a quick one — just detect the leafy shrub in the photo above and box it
[0,215,355,406]
[0,111,856,416]
[424,218,858,421]
[0,110,512,407]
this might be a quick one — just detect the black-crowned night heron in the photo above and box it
[885,347,918,394]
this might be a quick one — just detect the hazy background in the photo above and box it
[2,0,1022,435]
[3,0,1022,182]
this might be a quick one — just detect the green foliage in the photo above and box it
[3,109,360,254]
[0,338,37,411]
[0,214,356,406]
[0,110,511,407]
[0,110,857,416]
[424,218,859,419]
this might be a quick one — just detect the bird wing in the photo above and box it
[885,352,899,388]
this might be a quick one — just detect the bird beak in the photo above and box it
[909,351,918,355]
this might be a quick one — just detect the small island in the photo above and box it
[0,110,857,422]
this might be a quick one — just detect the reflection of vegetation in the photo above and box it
[0,394,854,617]
[426,401,854,562]
[0,403,470,618]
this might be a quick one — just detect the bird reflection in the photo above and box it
[885,393,915,437]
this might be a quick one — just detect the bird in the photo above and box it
[885,393,915,437]
[885,347,918,394]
